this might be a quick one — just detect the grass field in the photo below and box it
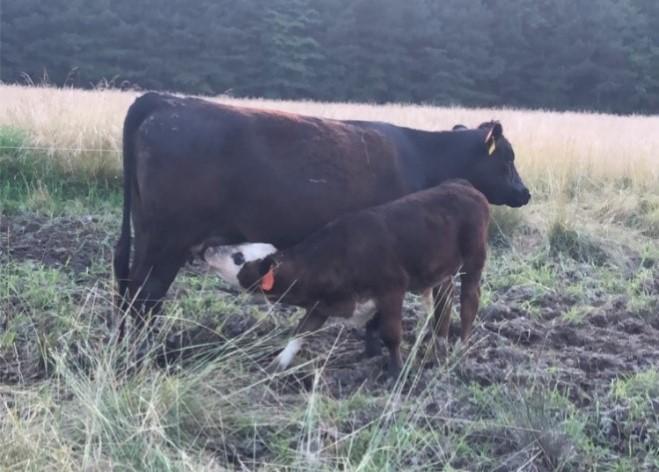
[1,84,658,471]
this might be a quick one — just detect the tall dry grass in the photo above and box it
[1,84,658,198]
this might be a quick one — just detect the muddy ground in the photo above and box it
[2,213,659,393]
[2,213,658,468]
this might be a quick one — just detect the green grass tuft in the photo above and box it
[0,126,121,214]
[548,219,608,265]
[609,370,659,459]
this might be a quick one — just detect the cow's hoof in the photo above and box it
[378,367,402,390]
[362,345,381,359]
[385,362,402,380]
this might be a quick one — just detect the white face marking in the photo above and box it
[276,338,302,369]
[204,242,277,288]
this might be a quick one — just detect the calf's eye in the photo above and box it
[232,252,245,265]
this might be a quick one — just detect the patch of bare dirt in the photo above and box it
[0,213,113,273]
[151,294,659,408]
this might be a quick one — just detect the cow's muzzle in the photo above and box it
[509,187,531,207]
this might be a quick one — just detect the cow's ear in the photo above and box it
[478,121,503,137]
[491,122,503,139]
[481,122,502,156]
[482,121,502,141]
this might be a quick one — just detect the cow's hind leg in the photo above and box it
[124,240,188,341]
[363,312,382,358]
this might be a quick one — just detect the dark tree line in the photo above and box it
[2,0,658,114]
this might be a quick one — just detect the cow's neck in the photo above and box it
[400,128,476,190]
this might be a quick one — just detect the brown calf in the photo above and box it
[205,179,490,376]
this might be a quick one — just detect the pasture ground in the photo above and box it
[1,85,658,471]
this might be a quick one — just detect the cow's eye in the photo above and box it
[231,252,245,265]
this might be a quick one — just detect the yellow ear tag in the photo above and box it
[488,140,496,156]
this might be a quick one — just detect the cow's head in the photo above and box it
[463,121,531,208]
[203,242,277,288]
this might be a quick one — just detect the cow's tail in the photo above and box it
[113,92,167,314]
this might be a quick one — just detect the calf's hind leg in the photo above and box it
[432,279,454,340]
[459,253,485,342]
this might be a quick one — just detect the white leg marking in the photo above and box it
[277,338,302,369]
[350,299,377,327]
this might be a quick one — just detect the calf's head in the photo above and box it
[203,243,277,288]
[464,121,531,208]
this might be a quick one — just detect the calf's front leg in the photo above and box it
[376,290,405,377]
[270,308,330,371]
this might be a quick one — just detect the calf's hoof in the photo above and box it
[452,337,471,357]
[266,338,303,374]
[262,348,286,374]
[433,336,450,359]
[265,356,286,375]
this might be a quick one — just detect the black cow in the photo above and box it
[114,93,530,335]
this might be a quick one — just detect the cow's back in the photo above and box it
[131,95,409,248]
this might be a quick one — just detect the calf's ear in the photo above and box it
[259,256,275,276]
